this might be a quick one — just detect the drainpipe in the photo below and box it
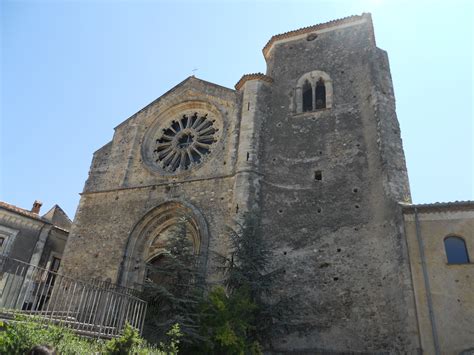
[414,207,440,355]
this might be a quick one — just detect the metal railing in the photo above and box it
[0,254,147,338]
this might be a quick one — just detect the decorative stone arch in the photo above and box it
[117,200,210,289]
[295,70,333,113]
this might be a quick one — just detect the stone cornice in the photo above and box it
[0,210,45,230]
[0,202,70,233]
[0,201,45,222]
[81,173,237,196]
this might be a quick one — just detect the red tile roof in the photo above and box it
[235,73,273,90]
[262,13,373,59]
[0,201,71,231]
[401,201,474,213]
[0,201,44,221]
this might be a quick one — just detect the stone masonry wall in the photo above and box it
[60,15,424,354]
[61,77,242,286]
[258,18,419,352]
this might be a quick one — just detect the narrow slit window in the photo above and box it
[314,170,322,181]
[50,257,61,272]
[303,80,313,112]
[444,236,470,264]
[315,78,326,109]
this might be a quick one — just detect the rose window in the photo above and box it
[153,112,219,172]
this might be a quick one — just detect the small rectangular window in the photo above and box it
[314,171,322,181]
[50,257,61,272]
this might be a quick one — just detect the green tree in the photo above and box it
[194,286,259,355]
[212,214,280,351]
[141,218,205,349]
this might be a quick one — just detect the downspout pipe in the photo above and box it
[414,207,440,355]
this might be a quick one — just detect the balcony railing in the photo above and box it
[0,254,147,338]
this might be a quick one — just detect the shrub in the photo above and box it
[196,286,260,355]
[0,316,101,354]
[0,316,180,355]
[105,323,144,354]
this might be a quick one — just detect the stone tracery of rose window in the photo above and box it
[153,112,219,173]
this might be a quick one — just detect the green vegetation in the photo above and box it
[219,215,277,344]
[0,215,278,354]
[142,214,276,354]
[195,286,261,355]
[0,316,180,355]
[141,218,206,347]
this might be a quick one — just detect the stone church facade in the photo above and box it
[59,14,473,354]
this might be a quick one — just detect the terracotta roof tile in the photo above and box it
[0,201,71,232]
[401,200,474,213]
[235,73,273,90]
[262,13,373,59]
[0,201,45,221]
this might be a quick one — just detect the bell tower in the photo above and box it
[253,13,418,352]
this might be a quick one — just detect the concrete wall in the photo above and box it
[403,205,474,355]
[0,208,69,269]
[0,206,70,310]
[39,228,68,269]
[0,209,43,264]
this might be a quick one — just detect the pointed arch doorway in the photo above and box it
[118,201,209,290]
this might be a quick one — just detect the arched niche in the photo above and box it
[117,200,209,289]
[295,70,333,113]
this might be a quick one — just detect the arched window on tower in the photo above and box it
[444,236,470,264]
[302,80,313,112]
[295,70,333,114]
[315,78,326,109]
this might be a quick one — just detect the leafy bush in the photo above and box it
[105,323,144,354]
[0,316,180,355]
[106,322,181,355]
[0,316,99,354]
[140,214,278,353]
[195,286,261,355]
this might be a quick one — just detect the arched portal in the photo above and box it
[118,200,209,289]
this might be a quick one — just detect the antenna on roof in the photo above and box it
[192,68,198,76]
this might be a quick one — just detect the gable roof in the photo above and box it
[114,76,236,130]
[42,204,73,230]
[0,200,72,232]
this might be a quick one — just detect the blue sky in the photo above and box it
[1,0,473,218]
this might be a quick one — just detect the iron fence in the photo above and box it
[0,254,147,338]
